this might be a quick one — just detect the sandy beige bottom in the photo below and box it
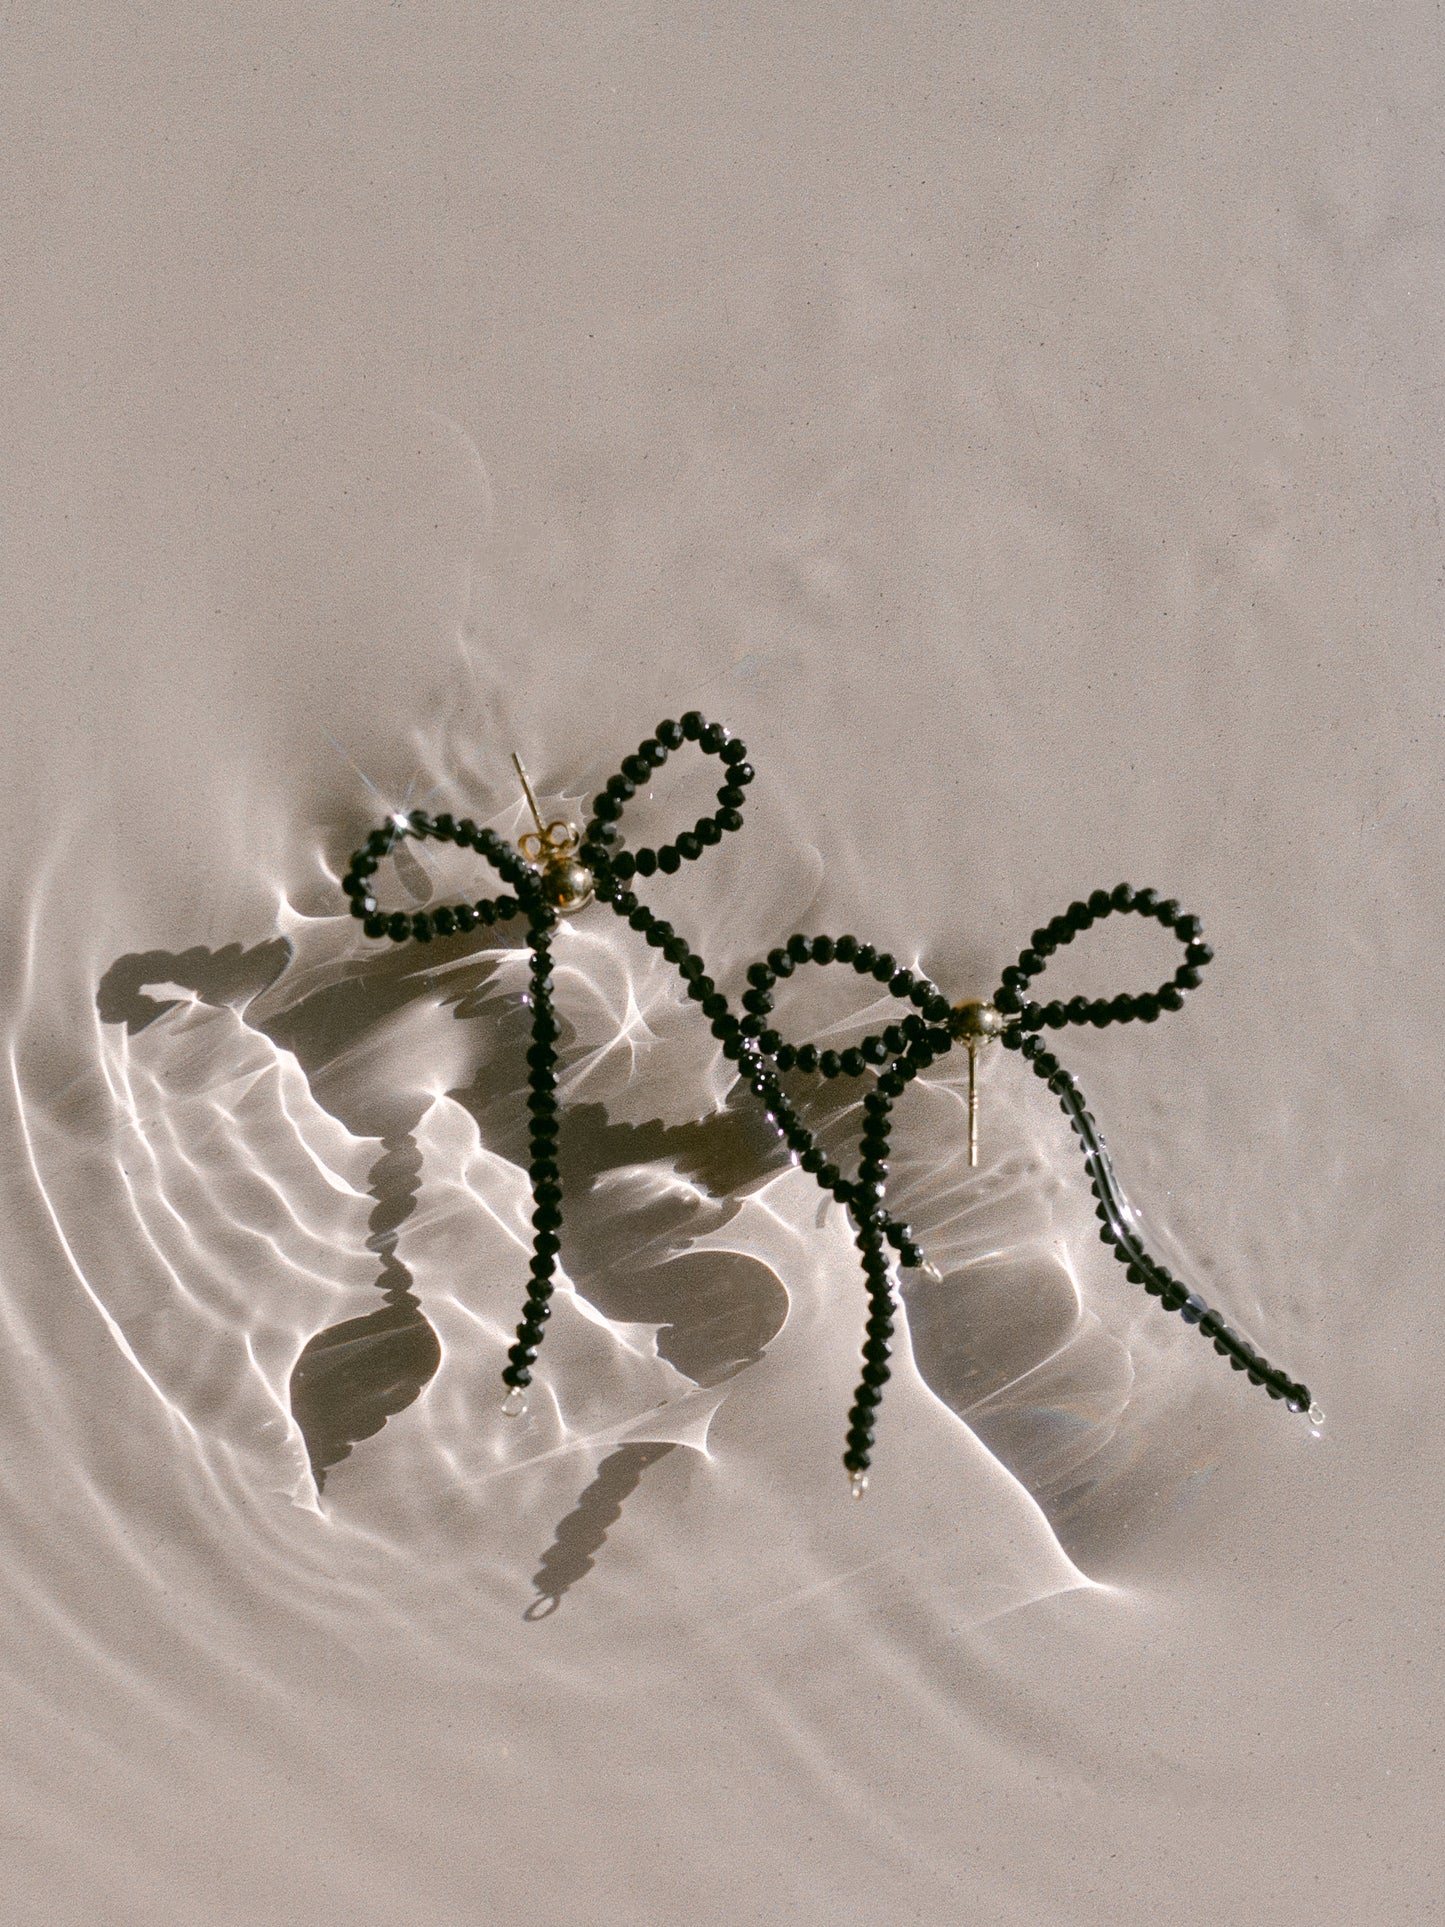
[0,6,1438,1922]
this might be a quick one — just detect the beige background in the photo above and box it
[2,5,1440,1923]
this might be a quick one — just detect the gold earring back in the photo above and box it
[511,752,594,915]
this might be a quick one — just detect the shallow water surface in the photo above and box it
[1,6,1439,1921]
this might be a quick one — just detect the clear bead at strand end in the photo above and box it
[849,1470,869,1500]
[501,1387,528,1418]
[1308,1402,1325,1427]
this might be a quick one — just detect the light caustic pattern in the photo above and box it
[2,765,1277,1664]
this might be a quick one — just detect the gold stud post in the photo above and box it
[511,752,548,840]
[948,1000,1006,1167]
[510,751,595,916]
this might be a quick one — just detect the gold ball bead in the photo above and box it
[544,859,595,915]
[948,998,1004,1043]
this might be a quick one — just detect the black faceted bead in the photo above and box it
[813,935,836,964]
[819,1050,842,1078]
[641,739,668,768]
[840,1047,866,1077]
[871,954,896,982]
[658,846,681,874]
[1110,882,1136,910]
[1088,888,1112,917]
[1155,897,1181,926]
[680,711,705,739]
[657,718,685,749]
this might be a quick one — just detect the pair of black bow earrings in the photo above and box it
[341,711,1318,1497]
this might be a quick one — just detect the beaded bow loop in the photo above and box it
[339,710,1318,1498]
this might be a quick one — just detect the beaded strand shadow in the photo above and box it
[340,712,1318,1496]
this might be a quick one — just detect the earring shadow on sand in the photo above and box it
[96,927,791,1599]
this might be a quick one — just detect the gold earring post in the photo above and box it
[509,751,595,916]
[948,1000,1005,1167]
[511,752,547,840]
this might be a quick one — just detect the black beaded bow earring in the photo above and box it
[340,712,1320,1498]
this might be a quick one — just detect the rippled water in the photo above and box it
[5,739,1350,1918]
[4,7,1438,1920]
